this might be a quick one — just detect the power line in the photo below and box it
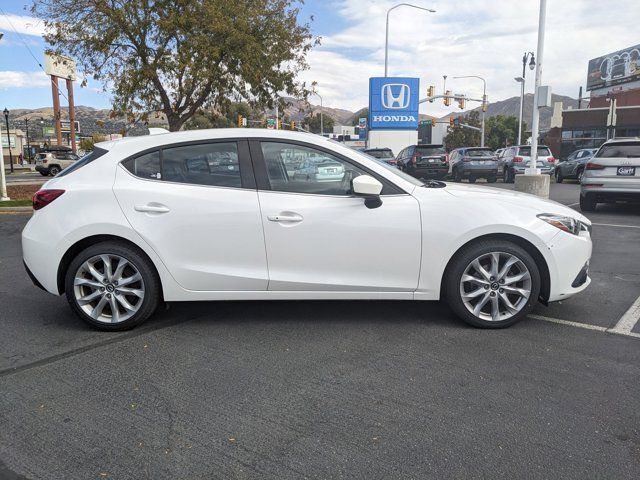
[0,6,69,103]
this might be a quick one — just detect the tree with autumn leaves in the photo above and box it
[33,0,318,131]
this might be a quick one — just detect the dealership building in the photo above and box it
[547,43,640,158]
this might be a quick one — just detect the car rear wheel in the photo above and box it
[65,241,161,331]
[444,240,541,328]
[576,168,584,183]
[579,194,597,212]
[555,168,563,183]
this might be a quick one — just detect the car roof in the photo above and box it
[96,128,333,153]
[602,137,640,144]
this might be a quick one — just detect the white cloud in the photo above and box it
[303,0,640,116]
[0,14,46,37]
[0,71,51,89]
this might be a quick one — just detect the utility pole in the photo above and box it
[529,0,547,175]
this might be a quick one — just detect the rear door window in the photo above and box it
[162,143,241,188]
[122,151,161,179]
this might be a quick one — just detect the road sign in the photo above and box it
[368,77,419,130]
[266,118,276,130]
[60,120,80,133]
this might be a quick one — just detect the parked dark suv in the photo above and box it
[448,147,498,183]
[395,144,448,179]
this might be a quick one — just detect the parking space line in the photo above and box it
[529,314,640,339]
[567,202,580,207]
[592,222,640,229]
[609,294,640,336]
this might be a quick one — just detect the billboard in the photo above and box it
[368,77,419,130]
[586,44,640,91]
[44,53,77,81]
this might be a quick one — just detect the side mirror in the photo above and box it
[352,175,383,209]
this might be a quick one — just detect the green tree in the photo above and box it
[33,0,317,131]
[484,115,525,150]
[185,102,258,130]
[303,113,334,134]
[443,111,481,150]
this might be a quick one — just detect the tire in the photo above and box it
[468,176,476,184]
[444,240,541,329]
[579,194,597,212]
[576,168,584,183]
[487,176,497,184]
[453,168,463,182]
[64,241,161,331]
[555,168,563,183]
[49,166,61,176]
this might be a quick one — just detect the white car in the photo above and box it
[22,129,593,331]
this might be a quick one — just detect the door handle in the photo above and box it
[134,204,170,213]
[267,213,303,223]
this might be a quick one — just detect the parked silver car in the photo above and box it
[449,147,498,183]
[555,148,597,183]
[501,145,556,183]
[580,138,640,211]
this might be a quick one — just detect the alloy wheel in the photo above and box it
[73,254,145,323]
[459,251,532,322]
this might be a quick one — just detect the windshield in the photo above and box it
[352,150,424,187]
[465,148,494,157]
[518,146,551,157]
[56,147,108,177]
[415,146,446,156]
[596,143,640,158]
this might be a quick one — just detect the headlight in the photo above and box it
[537,213,590,235]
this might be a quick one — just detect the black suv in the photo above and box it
[395,144,448,179]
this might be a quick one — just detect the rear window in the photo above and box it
[366,149,394,159]
[596,142,640,158]
[56,147,108,177]
[465,148,494,157]
[518,146,551,157]
[415,146,446,156]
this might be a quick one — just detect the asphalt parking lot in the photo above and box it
[1,181,639,479]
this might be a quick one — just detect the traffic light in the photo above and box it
[291,121,296,130]
[237,114,244,128]
[457,95,466,110]
[427,85,435,101]
[444,90,452,107]
[482,94,488,112]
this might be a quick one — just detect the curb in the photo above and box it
[0,206,33,214]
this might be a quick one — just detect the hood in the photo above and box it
[442,182,590,224]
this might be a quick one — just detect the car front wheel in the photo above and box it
[65,241,161,331]
[49,166,61,176]
[444,240,541,328]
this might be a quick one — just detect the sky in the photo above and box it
[0,0,639,119]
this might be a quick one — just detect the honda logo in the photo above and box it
[381,83,410,109]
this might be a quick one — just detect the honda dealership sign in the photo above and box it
[369,77,419,130]
[586,44,640,91]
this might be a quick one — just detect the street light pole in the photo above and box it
[384,3,435,77]
[24,118,31,163]
[517,52,535,145]
[3,108,13,174]
[453,75,486,147]
[529,0,546,175]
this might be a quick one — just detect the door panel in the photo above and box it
[113,143,268,292]
[258,191,421,291]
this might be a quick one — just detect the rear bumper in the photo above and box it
[409,167,448,178]
[459,165,498,177]
[580,186,640,203]
[514,166,553,174]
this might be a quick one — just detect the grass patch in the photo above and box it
[0,199,32,208]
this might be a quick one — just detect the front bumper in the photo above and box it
[545,229,592,302]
